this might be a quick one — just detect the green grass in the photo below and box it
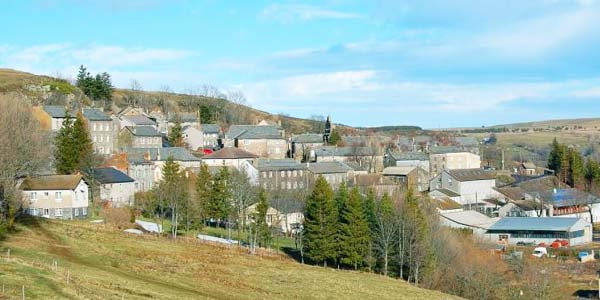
[0,219,462,300]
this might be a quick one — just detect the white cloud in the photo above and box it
[70,46,191,67]
[260,4,363,23]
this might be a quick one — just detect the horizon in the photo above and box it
[2,1,600,128]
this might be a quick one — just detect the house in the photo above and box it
[349,174,398,197]
[345,161,369,176]
[517,162,538,176]
[314,146,383,173]
[182,124,221,151]
[290,133,324,162]
[429,150,481,178]
[540,188,600,223]
[382,166,429,192]
[256,159,308,191]
[169,112,199,129]
[398,135,433,152]
[307,161,353,189]
[485,217,592,246]
[83,108,117,155]
[124,147,202,188]
[118,114,157,130]
[225,125,287,159]
[439,210,499,238]
[202,147,258,169]
[495,186,553,217]
[430,168,497,205]
[384,150,429,170]
[21,175,89,219]
[90,167,136,207]
[244,203,304,234]
[121,126,162,148]
[245,203,280,228]
[33,105,68,131]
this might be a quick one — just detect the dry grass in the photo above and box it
[0,219,462,300]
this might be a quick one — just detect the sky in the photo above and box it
[2,0,600,128]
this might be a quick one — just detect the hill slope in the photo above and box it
[0,219,461,300]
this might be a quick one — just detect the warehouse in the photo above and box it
[485,217,592,246]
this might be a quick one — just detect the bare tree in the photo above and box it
[0,94,52,227]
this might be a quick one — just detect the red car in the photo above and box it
[550,239,569,249]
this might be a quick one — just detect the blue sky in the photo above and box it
[2,0,600,128]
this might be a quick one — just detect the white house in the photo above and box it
[91,167,136,207]
[430,168,498,205]
[21,175,89,219]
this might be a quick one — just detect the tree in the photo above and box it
[363,188,378,271]
[333,182,349,267]
[229,167,255,239]
[341,187,371,270]
[75,65,113,108]
[566,148,584,189]
[168,114,184,147]
[0,95,52,228]
[157,156,187,238]
[208,167,231,224]
[253,188,272,248]
[402,189,434,285]
[585,159,600,195]
[303,176,338,266]
[195,163,212,225]
[72,112,94,172]
[54,113,76,174]
[374,192,396,276]
[548,138,564,180]
[329,129,342,146]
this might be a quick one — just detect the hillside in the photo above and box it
[0,219,461,300]
[0,68,352,135]
[490,118,600,131]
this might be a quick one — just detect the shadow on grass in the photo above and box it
[574,289,599,299]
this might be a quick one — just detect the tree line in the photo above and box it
[548,138,600,195]
[76,65,113,109]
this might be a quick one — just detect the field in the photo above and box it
[0,219,461,300]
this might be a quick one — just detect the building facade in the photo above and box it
[83,108,117,155]
[21,175,89,219]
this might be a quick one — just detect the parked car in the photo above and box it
[532,247,548,258]
[550,239,569,249]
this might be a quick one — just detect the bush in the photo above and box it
[101,207,132,229]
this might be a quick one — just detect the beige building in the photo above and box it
[225,125,287,159]
[91,167,136,207]
[429,151,481,178]
[121,126,162,148]
[307,161,353,189]
[83,108,117,155]
[21,175,89,219]
[256,159,308,191]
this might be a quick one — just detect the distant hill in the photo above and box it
[489,118,600,130]
[0,219,463,300]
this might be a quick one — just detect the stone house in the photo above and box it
[384,150,430,170]
[290,133,324,162]
[314,146,384,173]
[349,174,398,197]
[121,126,162,148]
[32,105,68,131]
[90,167,136,207]
[21,175,89,219]
[83,108,117,155]
[429,150,481,178]
[182,124,221,151]
[256,159,308,191]
[118,114,157,130]
[517,162,538,176]
[429,168,498,205]
[382,166,429,192]
[225,125,287,159]
[307,161,353,189]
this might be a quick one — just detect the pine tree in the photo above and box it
[195,163,212,224]
[341,187,371,270]
[333,182,349,266]
[303,176,338,266]
[567,148,584,188]
[363,187,377,271]
[585,159,600,195]
[329,129,342,146]
[72,112,94,172]
[158,156,187,238]
[548,138,565,181]
[209,167,231,223]
[255,188,272,247]
[54,113,76,174]
[168,115,184,147]
[402,189,434,285]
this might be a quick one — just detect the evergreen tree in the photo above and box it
[363,187,378,271]
[548,138,565,181]
[195,163,212,224]
[168,115,184,147]
[54,113,76,174]
[157,156,187,238]
[333,182,349,266]
[209,167,231,223]
[255,188,272,247]
[585,159,600,195]
[303,176,338,266]
[567,148,585,188]
[341,187,371,270]
[402,189,434,285]
[72,112,94,172]
[329,129,342,146]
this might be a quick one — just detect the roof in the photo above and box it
[43,105,67,118]
[431,188,461,198]
[126,147,201,163]
[314,146,378,157]
[90,167,134,184]
[226,125,282,140]
[256,159,307,171]
[495,187,527,201]
[387,151,429,161]
[522,162,536,169]
[22,175,84,191]
[202,147,258,159]
[122,115,156,126]
[429,146,468,154]
[83,108,111,121]
[200,124,220,134]
[345,161,367,172]
[447,168,496,182]
[352,174,396,186]
[440,210,499,229]
[125,126,161,137]
[511,199,546,211]
[383,166,416,176]
[454,136,479,146]
[540,188,600,208]
[292,133,323,144]
[170,112,197,123]
[488,217,584,232]
[245,203,279,215]
[307,161,353,174]
[437,197,463,210]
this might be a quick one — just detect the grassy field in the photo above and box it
[467,131,599,148]
[0,219,461,300]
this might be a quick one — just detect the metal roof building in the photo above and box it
[485,217,592,246]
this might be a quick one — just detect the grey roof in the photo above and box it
[200,124,220,134]
[387,151,429,161]
[83,108,112,121]
[43,105,67,118]
[256,159,307,171]
[307,161,353,174]
[488,217,583,232]
[170,112,197,123]
[432,188,461,198]
[440,210,498,229]
[429,146,466,154]
[226,125,282,140]
[454,136,479,146]
[447,169,496,182]
[126,147,201,163]
[522,162,536,169]
[314,146,377,157]
[122,115,156,126]
[345,161,367,172]
[383,166,417,176]
[91,167,134,184]
[539,188,600,208]
[125,126,161,137]
[202,147,258,159]
[292,133,323,144]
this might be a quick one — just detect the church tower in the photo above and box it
[323,116,331,143]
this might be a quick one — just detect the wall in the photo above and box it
[100,181,136,206]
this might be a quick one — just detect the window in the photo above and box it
[106,135,110,143]
[287,182,291,189]
[275,148,280,154]
[299,170,303,177]
[30,192,37,201]
[55,192,62,201]
[74,208,79,217]
[269,171,272,178]
[100,135,104,142]
[93,135,97,142]
[281,182,285,190]
[43,208,50,216]
[299,182,304,188]
[293,182,297,189]
[262,172,267,179]
[287,171,291,177]
[29,208,38,216]
[55,208,63,217]
[93,124,97,131]
[44,192,49,196]
[82,207,87,216]
[293,170,297,177]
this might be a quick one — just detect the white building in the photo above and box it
[91,167,136,207]
[21,175,89,219]
[430,168,498,205]
[439,210,499,238]
[429,151,481,178]
[485,217,592,246]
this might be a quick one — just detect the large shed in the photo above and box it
[485,217,592,246]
